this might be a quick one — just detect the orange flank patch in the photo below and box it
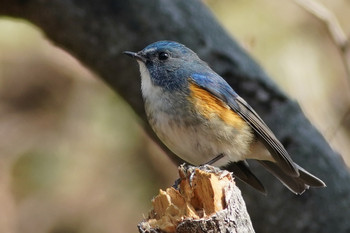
[189,82,246,129]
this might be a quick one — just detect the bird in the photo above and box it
[123,40,326,194]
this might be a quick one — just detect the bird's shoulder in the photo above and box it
[188,73,246,129]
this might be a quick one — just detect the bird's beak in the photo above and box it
[123,51,147,63]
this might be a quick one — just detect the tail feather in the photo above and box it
[222,161,266,194]
[294,163,326,187]
[258,161,326,194]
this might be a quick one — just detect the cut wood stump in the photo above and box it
[138,164,255,233]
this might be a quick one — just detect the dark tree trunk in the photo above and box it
[1,0,349,232]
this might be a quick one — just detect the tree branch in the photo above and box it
[295,0,350,143]
[295,0,350,91]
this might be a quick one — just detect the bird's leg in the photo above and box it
[201,153,225,166]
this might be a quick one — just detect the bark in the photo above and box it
[1,0,350,232]
[138,165,254,233]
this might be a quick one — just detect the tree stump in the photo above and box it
[138,164,255,233]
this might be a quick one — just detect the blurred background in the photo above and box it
[0,0,349,232]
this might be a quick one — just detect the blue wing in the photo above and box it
[190,73,239,109]
[190,72,299,177]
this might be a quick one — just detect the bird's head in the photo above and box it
[124,41,207,90]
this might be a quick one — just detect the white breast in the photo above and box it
[138,61,153,98]
[138,61,166,110]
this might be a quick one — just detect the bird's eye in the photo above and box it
[158,52,169,61]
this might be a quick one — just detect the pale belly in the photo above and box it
[146,106,255,166]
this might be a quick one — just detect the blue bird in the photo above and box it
[124,41,325,194]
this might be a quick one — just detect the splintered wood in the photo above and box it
[140,165,234,233]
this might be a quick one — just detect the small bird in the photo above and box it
[124,41,325,194]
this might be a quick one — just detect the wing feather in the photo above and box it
[190,74,298,176]
[232,97,298,176]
